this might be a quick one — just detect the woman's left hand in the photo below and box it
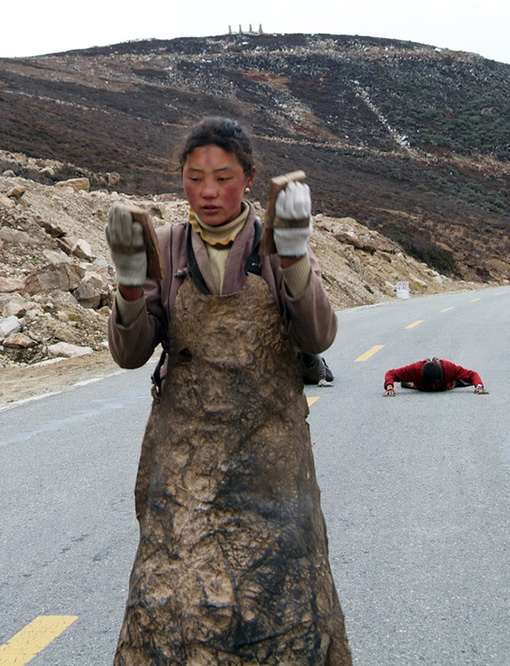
[275,181,311,219]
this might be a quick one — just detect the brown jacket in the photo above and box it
[108,203,337,368]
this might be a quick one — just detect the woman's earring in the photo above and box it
[245,187,251,193]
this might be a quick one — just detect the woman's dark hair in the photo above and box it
[176,117,255,177]
[422,359,443,386]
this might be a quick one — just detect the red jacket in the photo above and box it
[384,359,483,391]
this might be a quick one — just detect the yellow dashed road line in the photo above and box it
[0,616,78,665]
[405,320,424,329]
[440,306,455,312]
[355,345,385,362]
[470,298,481,302]
[307,397,319,406]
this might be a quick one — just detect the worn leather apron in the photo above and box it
[114,273,351,665]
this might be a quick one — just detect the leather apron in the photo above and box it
[114,273,351,665]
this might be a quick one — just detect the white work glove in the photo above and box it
[105,203,147,286]
[273,181,313,257]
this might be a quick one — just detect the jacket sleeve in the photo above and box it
[384,361,425,388]
[276,251,338,354]
[107,225,180,369]
[107,279,167,369]
[442,360,483,387]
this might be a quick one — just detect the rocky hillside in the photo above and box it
[0,151,481,379]
[0,32,509,285]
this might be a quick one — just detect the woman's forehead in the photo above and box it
[184,144,243,170]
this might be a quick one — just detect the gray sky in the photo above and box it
[2,0,509,64]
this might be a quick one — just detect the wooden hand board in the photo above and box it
[122,203,165,280]
[259,170,307,256]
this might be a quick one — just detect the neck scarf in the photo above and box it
[189,202,249,246]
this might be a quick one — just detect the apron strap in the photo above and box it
[245,218,262,276]
[185,224,211,295]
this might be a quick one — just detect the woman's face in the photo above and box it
[182,144,254,226]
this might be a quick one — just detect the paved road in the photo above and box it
[310,285,510,665]
[1,285,508,665]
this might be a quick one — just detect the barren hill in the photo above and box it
[0,32,509,283]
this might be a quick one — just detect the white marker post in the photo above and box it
[396,281,410,299]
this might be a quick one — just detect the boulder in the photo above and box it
[38,218,66,237]
[23,263,86,295]
[42,249,73,265]
[47,341,93,358]
[107,172,121,187]
[71,238,94,261]
[55,237,75,255]
[0,227,36,245]
[6,185,27,199]
[0,194,16,209]
[54,177,90,193]
[0,277,26,293]
[2,295,31,317]
[73,271,111,309]
[3,333,37,348]
[0,315,22,338]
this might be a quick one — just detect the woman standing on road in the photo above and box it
[106,116,351,665]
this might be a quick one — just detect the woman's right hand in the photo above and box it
[105,203,147,286]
